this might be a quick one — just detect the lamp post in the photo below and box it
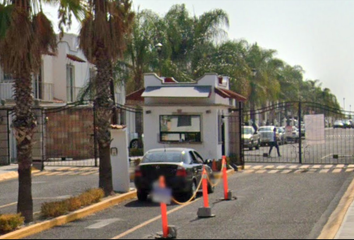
[343,98,346,111]
[250,69,257,124]
[156,43,163,76]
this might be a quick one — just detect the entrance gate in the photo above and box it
[243,102,353,165]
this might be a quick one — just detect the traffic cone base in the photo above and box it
[155,226,178,239]
[197,207,215,218]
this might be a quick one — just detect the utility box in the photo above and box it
[110,125,130,193]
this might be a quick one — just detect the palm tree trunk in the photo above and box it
[95,46,114,196]
[13,73,36,223]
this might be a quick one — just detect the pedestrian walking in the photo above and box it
[269,128,281,157]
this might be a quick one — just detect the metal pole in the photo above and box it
[93,102,98,167]
[298,101,302,164]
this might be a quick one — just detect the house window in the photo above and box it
[66,64,75,102]
[160,115,201,143]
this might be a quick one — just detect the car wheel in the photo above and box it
[184,180,197,201]
[137,191,148,202]
[207,174,215,194]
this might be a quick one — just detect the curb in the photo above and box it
[317,176,354,239]
[0,191,137,240]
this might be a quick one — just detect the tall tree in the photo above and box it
[80,0,134,196]
[0,0,82,223]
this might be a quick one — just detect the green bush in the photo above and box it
[65,197,82,212]
[0,214,24,234]
[40,188,105,219]
[78,192,95,207]
[84,189,104,204]
[41,201,68,218]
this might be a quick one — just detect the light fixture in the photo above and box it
[206,110,211,114]
[146,110,152,114]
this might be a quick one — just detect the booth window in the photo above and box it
[160,115,201,143]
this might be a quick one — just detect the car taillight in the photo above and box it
[176,166,187,177]
[135,166,142,178]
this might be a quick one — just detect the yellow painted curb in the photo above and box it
[0,170,39,182]
[0,191,137,240]
[317,177,354,239]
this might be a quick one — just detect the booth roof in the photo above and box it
[126,86,247,102]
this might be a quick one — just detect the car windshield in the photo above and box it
[243,128,253,134]
[259,127,274,132]
[142,151,187,164]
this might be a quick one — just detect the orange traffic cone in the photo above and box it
[197,166,215,218]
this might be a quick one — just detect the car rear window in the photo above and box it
[142,151,187,163]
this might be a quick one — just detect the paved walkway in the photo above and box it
[0,163,353,239]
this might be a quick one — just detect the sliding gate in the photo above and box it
[243,102,353,164]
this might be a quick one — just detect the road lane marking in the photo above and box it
[86,219,123,229]
[255,170,267,174]
[268,170,279,174]
[300,165,310,169]
[0,202,17,209]
[281,170,292,174]
[320,169,330,173]
[244,170,255,174]
[276,165,286,169]
[332,169,342,173]
[111,200,198,239]
[324,165,333,169]
[346,169,354,172]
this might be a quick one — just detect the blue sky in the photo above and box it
[45,0,354,111]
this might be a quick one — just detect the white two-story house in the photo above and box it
[0,33,125,105]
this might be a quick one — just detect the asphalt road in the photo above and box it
[0,170,103,215]
[245,128,354,164]
[19,171,354,239]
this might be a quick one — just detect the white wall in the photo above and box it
[143,105,229,160]
[52,34,92,102]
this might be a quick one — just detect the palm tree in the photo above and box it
[0,0,82,223]
[79,0,134,196]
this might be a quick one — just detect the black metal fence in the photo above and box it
[243,101,354,164]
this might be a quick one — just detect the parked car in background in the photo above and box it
[277,127,287,145]
[284,126,300,143]
[342,120,353,129]
[301,123,306,137]
[334,120,344,129]
[258,126,280,146]
[134,148,215,202]
[242,126,261,150]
